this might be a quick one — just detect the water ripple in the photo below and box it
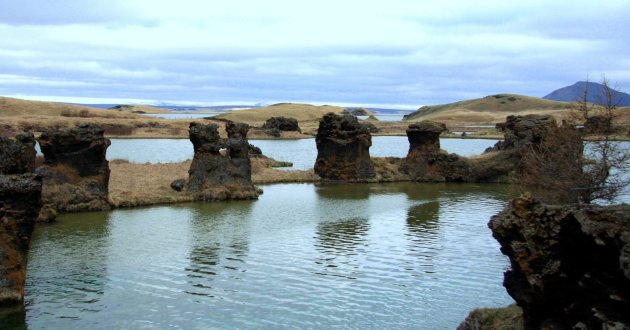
[23,182,514,329]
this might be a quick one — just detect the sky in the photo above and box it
[0,0,629,109]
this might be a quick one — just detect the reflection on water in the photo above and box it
[315,217,370,279]
[19,182,515,329]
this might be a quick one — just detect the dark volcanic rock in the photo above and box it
[0,174,42,305]
[187,122,259,200]
[262,116,301,133]
[488,114,556,152]
[170,179,185,192]
[403,121,473,182]
[407,121,446,154]
[314,113,375,181]
[0,133,36,175]
[584,114,615,135]
[36,124,111,212]
[489,195,630,329]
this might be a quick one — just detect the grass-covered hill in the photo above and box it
[0,96,142,119]
[403,94,576,125]
[213,103,346,125]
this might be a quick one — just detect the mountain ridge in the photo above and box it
[543,81,630,106]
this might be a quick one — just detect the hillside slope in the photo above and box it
[404,94,575,125]
[213,103,346,124]
[543,81,630,106]
[0,96,142,119]
[108,104,171,114]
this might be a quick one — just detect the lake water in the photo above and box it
[106,137,499,169]
[144,113,219,120]
[144,113,408,121]
[20,182,514,329]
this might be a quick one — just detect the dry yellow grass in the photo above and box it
[405,94,630,130]
[108,157,321,207]
[214,103,346,125]
[108,160,194,207]
[0,96,142,119]
[108,104,172,114]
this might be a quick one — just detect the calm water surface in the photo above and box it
[22,182,514,329]
[107,137,499,168]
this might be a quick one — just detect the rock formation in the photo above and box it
[403,121,472,181]
[262,116,301,137]
[401,115,561,183]
[488,114,556,152]
[187,122,259,200]
[457,305,523,330]
[0,133,36,175]
[314,113,375,181]
[36,124,111,212]
[0,174,42,305]
[489,195,630,329]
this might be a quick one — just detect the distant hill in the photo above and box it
[108,104,171,114]
[213,103,346,124]
[403,94,575,125]
[0,96,141,119]
[543,81,630,106]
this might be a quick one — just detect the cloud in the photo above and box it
[0,0,629,107]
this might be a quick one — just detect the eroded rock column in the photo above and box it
[314,113,375,181]
[187,122,259,200]
[36,124,111,212]
[404,121,472,182]
[0,174,42,305]
[489,195,630,329]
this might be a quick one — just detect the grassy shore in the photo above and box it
[108,157,321,208]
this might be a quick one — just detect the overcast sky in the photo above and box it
[1,0,629,108]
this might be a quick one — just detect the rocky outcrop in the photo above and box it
[0,174,42,306]
[584,114,615,135]
[262,116,301,137]
[36,124,111,212]
[402,121,473,182]
[457,304,523,330]
[488,114,556,152]
[401,115,561,183]
[489,195,630,329]
[314,113,375,181]
[187,122,259,200]
[0,133,36,175]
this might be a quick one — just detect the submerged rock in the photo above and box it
[187,122,259,200]
[0,132,36,175]
[0,174,42,306]
[36,124,111,212]
[489,195,630,329]
[314,113,375,181]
